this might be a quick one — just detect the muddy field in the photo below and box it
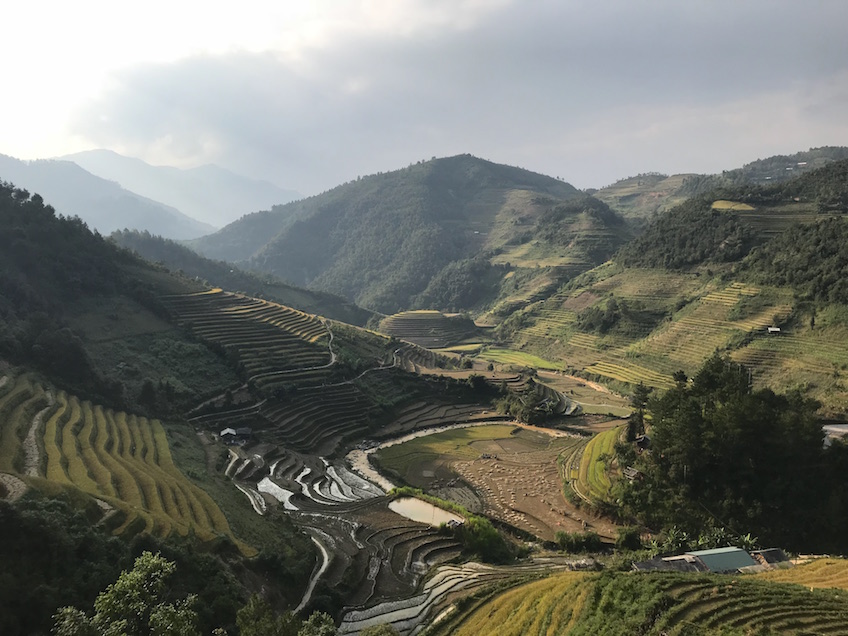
[376,425,620,542]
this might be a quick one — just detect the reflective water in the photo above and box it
[388,496,463,527]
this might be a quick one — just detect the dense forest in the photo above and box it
[615,355,848,552]
[615,196,754,269]
[617,159,848,271]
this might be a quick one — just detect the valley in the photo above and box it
[3,152,848,635]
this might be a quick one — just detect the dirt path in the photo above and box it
[295,534,331,613]
[23,391,54,477]
[0,472,27,501]
[0,375,8,390]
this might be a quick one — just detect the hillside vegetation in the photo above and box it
[112,229,374,325]
[193,155,629,313]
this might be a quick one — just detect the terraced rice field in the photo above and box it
[583,361,674,390]
[737,204,835,238]
[0,375,245,549]
[162,289,333,387]
[573,426,621,503]
[259,383,373,455]
[342,561,579,636]
[711,200,756,211]
[446,570,848,635]
[380,311,478,349]
[651,574,848,635]
[476,348,565,371]
[448,571,589,636]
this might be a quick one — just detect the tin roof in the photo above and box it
[686,547,758,573]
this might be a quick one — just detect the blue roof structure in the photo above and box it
[685,547,758,573]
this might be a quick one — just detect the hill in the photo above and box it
[192,154,629,313]
[63,149,300,228]
[484,160,848,417]
[0,154,213,239]
[111,230,374,326]
[595,146,848,223]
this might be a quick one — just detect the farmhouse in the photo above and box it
[633,547,761,574]
[220,427,252,445]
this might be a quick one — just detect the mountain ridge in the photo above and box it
[62,149,301,228]
[0,154,214,239]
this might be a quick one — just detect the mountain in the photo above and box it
[63,149,300,228]
[192,154,630,313]
[111,229,375,326]
[491,159,848,417]
[595,146,848,224]
[0,154,214,239]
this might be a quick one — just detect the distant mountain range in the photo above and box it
[0,154,215,239]
[61,149,300,228]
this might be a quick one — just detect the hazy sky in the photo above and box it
[3,0,848,194]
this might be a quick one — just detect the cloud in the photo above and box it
[72,0,848,193]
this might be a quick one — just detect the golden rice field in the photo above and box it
[451,571,589,636]
[444,570,848,635]
[583,361,674,390]
[761,558,848,590]
[711,199,756,211]
[0,375,250,553]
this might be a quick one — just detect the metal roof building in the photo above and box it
[685,547,758,573]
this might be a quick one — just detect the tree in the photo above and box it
[360,625,400,636]
[616,355,826,550]
[237,595,300,636]
[297,611,336,636]
[52,552,199,636]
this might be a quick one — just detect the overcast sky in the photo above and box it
[3,0,848,194]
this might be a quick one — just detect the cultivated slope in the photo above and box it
[492,160,848,416]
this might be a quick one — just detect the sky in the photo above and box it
[3,0,848,195]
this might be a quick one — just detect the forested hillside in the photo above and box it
[192,155,629,313]
[617,158,848,270]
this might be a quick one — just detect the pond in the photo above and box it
[388,496,463,527]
